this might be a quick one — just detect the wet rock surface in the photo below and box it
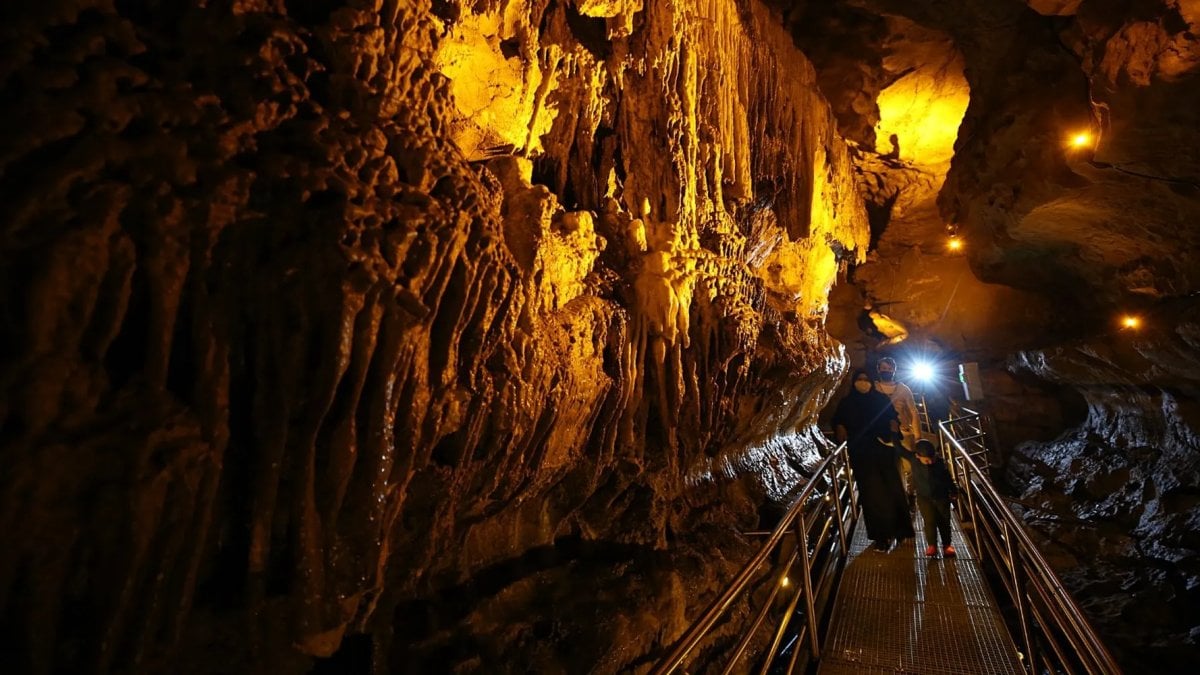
[4,0,1200,672]
[1001,308,1200,671]
[790,0,1200,669]
[1,0,866,672]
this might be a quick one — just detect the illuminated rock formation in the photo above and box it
[0,0,868,672]
[798,1,1200,669]
[4,0,1200,672]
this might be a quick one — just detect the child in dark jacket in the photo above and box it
[909,439,959,558]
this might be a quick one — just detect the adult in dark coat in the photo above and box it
[832,368,914,551]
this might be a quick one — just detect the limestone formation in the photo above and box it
[1,0,868,672]
[4,0,1200,672]
[808,2,1200,670]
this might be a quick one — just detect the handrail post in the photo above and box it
[940,426,957,484]
[965,453,983,561]
[828,458,848,553]
[796,512,820,660]
[1006,523,1034,674]
[844,446,858,514]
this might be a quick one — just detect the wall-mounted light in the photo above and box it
[1121,315,1141,330]
[947,236,963,252]
[1068,130,1094,150]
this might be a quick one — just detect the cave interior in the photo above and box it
[3,0,1200,672]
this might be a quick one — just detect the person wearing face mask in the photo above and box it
[832,368,914,551]
[875,356,921,503]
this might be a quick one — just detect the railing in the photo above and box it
[939,412,1122,675]
[651,444,857,675]
[940,405,991,478]
[915,392,934,435]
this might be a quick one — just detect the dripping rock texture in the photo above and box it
[0,0,868,672]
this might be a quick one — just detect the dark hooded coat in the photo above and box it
[832,371,914,542]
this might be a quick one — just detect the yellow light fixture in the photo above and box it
[1121,315,1141,330]
[1068,131,1093,149]
[781,576,791,588]
[947,236,963,252]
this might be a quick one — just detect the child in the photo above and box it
[909,439,958,558]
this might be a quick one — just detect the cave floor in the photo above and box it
[817,511,1025,674]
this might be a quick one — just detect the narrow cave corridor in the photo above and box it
[2,0,1200,673]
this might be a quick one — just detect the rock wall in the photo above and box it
[936,0,1200,314]
[944,3,1200,667]
[774,1,1200,668]
[0,0,868,672]
[1005,309,1200,672]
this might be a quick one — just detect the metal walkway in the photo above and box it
[652,412,1120,674]
[818,509,1025,674]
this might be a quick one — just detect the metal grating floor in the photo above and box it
[817,509,1025,674]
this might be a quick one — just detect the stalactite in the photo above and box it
[1,0,875,671]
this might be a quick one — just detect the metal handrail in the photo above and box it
[916,392,934,434]
[651,443,857,675]
[940,406,991,485]
[939,413,1122,675]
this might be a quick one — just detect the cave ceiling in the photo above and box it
[787,0,1200,356]
[3,0,1200,673]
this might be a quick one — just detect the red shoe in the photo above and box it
[924,545,937,557]
[943,545,957,558]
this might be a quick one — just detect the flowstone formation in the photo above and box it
[786,0,1060,365]
[0,0,869,672]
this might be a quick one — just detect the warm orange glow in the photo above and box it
[435,13,561,159]
[874,46,970,167]
[1121,315,1141,330]
[1068,131,1093,149]
[947,237,963,251]
[755,146,856,319]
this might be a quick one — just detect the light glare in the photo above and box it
[947,237,963,251]
[911,361,935,382]
[1069,131,1092,149]
[1122,315,1141,330]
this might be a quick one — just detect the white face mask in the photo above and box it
[854,381,872,394]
